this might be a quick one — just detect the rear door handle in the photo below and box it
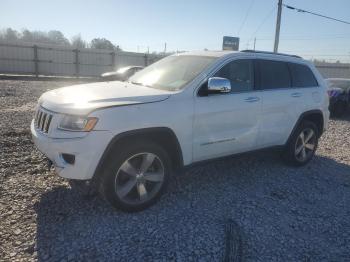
[291,92,302,98]
[244,97,260,103]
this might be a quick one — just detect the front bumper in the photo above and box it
[31,120,113,180]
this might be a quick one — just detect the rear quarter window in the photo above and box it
[288,63,318,87]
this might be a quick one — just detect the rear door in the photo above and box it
[256,59,300,147]
[288,62,321,114]
[193,59,262,161]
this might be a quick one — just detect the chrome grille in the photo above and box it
[34,108,53,133]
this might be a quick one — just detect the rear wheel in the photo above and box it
[100,140,171,212]
[283,121,319,166]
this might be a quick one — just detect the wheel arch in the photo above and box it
[286,110,324,145]
[92,127,184,182]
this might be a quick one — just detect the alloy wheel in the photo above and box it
[294,128,317,162]
[114,152,165,205]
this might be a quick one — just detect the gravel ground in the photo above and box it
[1,79,350,262]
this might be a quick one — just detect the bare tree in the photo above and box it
[0,28,70,46]
[0,28,119,50]
[71,34,87,49]
[0,28,19,41]
[21,30,50,43]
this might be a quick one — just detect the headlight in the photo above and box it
[58,115,98,132]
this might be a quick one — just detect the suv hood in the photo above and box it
[39,81,172,115]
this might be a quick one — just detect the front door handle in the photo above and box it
[291,92,302,98]
[244,97,260,103]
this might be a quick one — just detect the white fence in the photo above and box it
[314,61,350,79]
[1,41,350,79]
[0,41,163,77]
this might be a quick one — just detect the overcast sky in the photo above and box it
[1,0,350,61]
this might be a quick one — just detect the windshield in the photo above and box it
[129,55,215,91]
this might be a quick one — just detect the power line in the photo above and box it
[288,53,350,56]
[279,36,350,40]
[242,33,350,39]
[247,6,277,44]
[237,0,255,36]
[283,4,350,25]
[240,34,350,41]
[280,48,350,52]
[247,36,350,41]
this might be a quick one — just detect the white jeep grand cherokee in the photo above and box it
[31,50,329,211]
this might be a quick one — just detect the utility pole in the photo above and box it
[164,42,167,54]
[253,38,256,51]
[273,0,283,53]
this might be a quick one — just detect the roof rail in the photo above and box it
[241,50,302,59]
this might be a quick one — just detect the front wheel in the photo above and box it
[283,121,319,166]
[100,140,171,212]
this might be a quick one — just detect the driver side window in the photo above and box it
[214,59,254,93]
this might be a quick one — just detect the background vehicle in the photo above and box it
[31,50,329,212]
[326,78,350,116]
[100,66,144,81]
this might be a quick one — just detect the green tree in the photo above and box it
[90,38,115,50]
[21,29,34,42]
[20,29,69,46]
[47,30,70,46]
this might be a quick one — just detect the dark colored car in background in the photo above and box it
[100,66,144,81]
[326,78,350,116]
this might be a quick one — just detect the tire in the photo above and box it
[100,140,171,212]
[283,120,319,166]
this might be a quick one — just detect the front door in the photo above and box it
[193,59,262,162]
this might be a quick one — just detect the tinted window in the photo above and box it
[289,63,318,87]
[259,60,291,89]
[214,59,254,92]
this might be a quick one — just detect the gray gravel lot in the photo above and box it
[1,79,350,261]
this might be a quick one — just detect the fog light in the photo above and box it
[61,153,75,165]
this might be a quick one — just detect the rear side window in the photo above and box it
[289,63,318,87]
[259,60,291,89]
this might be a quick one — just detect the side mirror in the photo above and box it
[208,77,231,93]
